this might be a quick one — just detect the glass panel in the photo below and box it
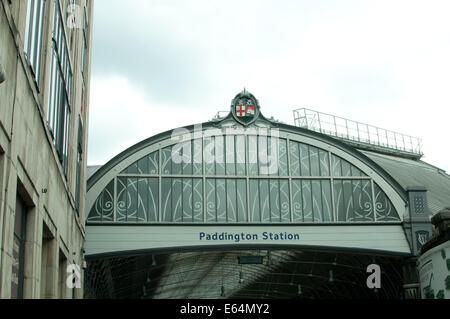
[137,156,148,174]
[321,180,332,221]
[292,180,303,222]
[278,139,288,176]
[193,179,203,222]
[249,179,260,222]
[258,135,268,176]
[225,135,236,176]
[319,150,330,176]
[341,160,352,177]
[149,151,159,174]
[267,136,279,176]
[216,179,226,222]
[333,180,345,221]
[161,178,172,222]
[351,165,363,177]
[182,178,193,222]
[299,144,310,176]
[193,139,203,175]
[343,180,354,221]
[161,147,172,174]
[260,180,270,222]
[137,178,148,222]
[248,135,258,176]
[289,141,300,176]
[116,177,127,221]
[226,179,237,222]
[269,180,280,222]
[311,180,323,222]
[331,154,342,176]
[280,180,291,222]
[88,179,114,222]
[148,178,159,222]
[171,145,182,175]
[236,179,247,222]
[353,180,374,221]
[182,141,192,175]
[215,136,225,176]
[206,179,216,222]
[374,183,399,221]
[115,177,139,222]
[172,178,182,222]
[236,135,246,176]
[309,146,320,176]
[205,137,215,175]
[126,178,138,222]
[302,180,313,222]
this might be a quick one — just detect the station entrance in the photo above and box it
[84,248,405,299]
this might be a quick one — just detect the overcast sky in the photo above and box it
[88,0,450,173]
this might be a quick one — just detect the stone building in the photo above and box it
[0,0,93,298]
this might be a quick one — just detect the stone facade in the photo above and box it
[0,0,93,298]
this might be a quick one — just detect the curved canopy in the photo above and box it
[87,93,405,225]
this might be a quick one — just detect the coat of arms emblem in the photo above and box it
[231,89,260,125]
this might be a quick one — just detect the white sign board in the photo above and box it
[418,240,450,299]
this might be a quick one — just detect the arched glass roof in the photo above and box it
[87,91,405,225]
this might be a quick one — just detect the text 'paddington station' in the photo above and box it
[199,232,300,242]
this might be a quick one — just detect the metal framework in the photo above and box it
[87,130,402,224]
[293,108,423,158]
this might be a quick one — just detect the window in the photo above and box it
[81,6,88,78]
[75,117,83,213]
[47,0,72,175]
[24,0,46,86]
[11,195,27,299]
[88,134,401,223]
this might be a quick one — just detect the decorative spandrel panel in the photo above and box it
[88,134,400,223]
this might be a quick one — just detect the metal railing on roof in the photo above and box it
[293,108,423,157]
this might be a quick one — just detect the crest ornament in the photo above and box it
[231,89,260,126]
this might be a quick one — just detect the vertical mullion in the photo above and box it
[203,135,206,223]
[278,179,282,222]
[371,179,377,222]
[286,139,293,222]
[245,133,250,222]
[307,146,314,221]
[158,148,162,222]
[329,152,336,222]
[136,177,139,222]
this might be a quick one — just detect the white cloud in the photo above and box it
[88,0,450,173]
